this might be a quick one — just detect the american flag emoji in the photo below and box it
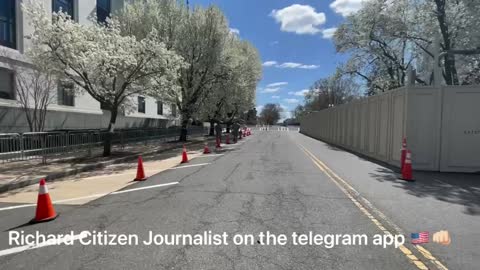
[411,232,429,244]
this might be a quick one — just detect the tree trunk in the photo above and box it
[180,122,188,141]
[226,124,231,133]
[444,54,459,85]
[434,0,459,85]
[103,108,118,157]
[209,119,215,136]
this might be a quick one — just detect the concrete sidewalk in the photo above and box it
[0,150,205,206]
[292,132,480,270]
[0,137,215,194]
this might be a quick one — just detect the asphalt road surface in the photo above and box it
[0,130,451,269]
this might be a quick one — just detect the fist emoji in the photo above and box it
[432,230,451,246]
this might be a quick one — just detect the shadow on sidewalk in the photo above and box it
[369,168,480,216]
[299,133,480,216]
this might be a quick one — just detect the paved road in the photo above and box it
[0,130,458,269]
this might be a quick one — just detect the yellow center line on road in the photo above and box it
[296,143,449,270]
[296,142,447,270]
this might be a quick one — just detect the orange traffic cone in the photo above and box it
[226,134,231,144]
[204,143,211,154]
[181,145,189,163]
[401,150,414,181]
[400,138,407,171]
[134,156,147,181]
[31,179,58,223]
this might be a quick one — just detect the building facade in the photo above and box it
[0,0,180,133]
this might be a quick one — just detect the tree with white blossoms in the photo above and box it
[173,6,231,141]
[410,0,480,85]
[199,34,261,134]
[117,1,236,141]
[222,40,261,127]
[334,0,421,94]
[23,2,185,156]
[334,0,480,93]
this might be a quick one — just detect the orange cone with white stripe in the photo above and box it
[401,150,414,181]
[181,145,189,163]
[32,179,58,223]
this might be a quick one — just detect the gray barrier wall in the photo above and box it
[440,86,480,172]
[300,86,480,173]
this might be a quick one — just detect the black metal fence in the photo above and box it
[0,126,207,163]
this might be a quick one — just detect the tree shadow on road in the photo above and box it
[369,167,480,216]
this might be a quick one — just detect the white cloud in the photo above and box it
[270,41,279,46]
[261,87,281,93]
[278,62,302,69]
[278,62,320,69]
[229,28,240,35]
[264,61,319,69]
[330,0,370,17]
[284,98,300,104]
[270,4,326,35]
[322,27,338,39]
[272,95,280,99]
[262,61,278,67]
[289,89,309,96]
[266,82,288,88]
[256,105,264,113]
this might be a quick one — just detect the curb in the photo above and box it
[0,138,214,194]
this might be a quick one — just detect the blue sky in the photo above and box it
[190,0,365,119]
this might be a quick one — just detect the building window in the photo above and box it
[97,0,111,23]
[53,0,74,18]
[171,104,177,117]
[138,96,145,113]
[157,101,163,115]
[0,68,15,100]
[0,0,16,49]
[57,80,75,106]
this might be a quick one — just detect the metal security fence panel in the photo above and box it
[0,134,23,162]
[0,127,208,163]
